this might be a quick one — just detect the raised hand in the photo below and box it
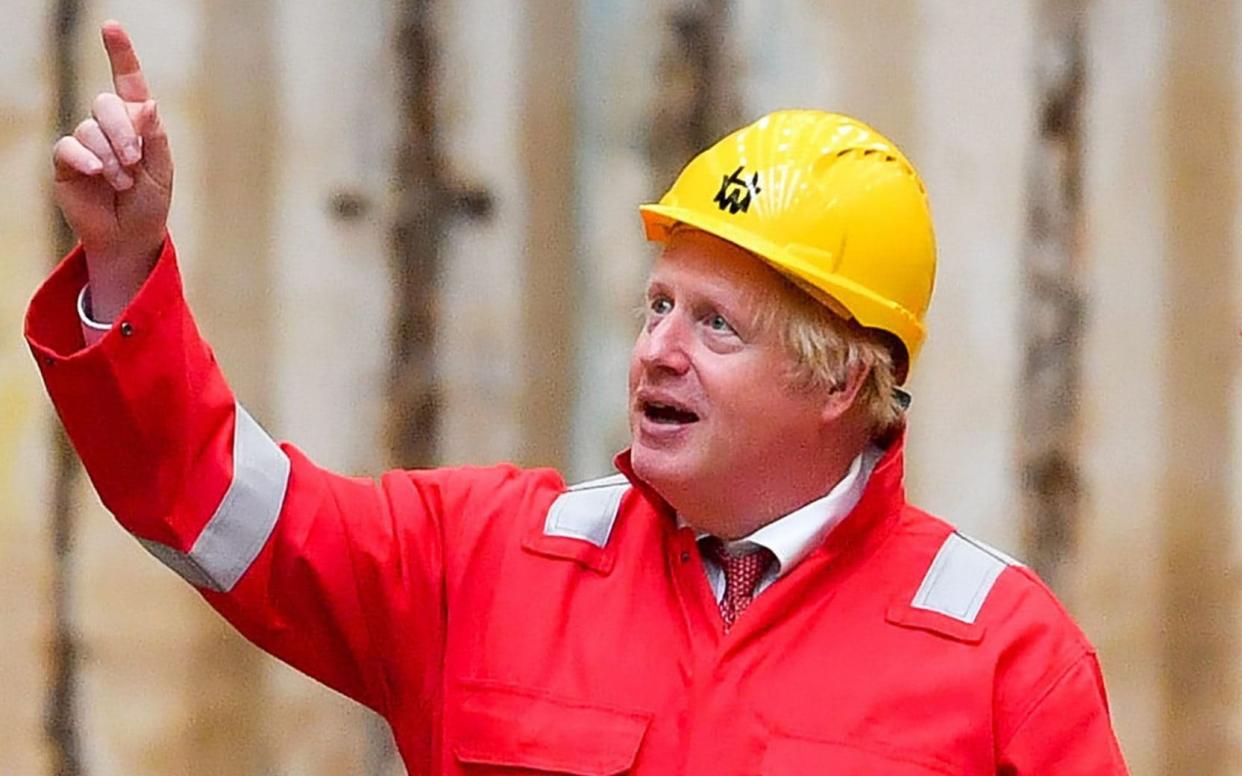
[52,20,173,322]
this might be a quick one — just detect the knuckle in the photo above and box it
[51,137,72,160]
[92,91,120,114]
[73,119,99,140]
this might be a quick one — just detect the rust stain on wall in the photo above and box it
[649,0,740,194]
[1019,0,1086,593]
[47,2,84,773]
[389,0,447,472]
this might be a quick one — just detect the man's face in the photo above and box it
[628,230,830,509]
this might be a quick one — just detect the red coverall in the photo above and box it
[27,241,1129,775]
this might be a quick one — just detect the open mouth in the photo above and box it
[642,401,700,425]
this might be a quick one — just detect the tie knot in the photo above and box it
[701,538,776,631]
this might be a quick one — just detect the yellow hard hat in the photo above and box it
[640,109,936,380]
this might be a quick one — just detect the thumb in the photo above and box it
[135,100,173,188]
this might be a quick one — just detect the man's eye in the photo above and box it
[650,297,673,315]
[707,314,734,333]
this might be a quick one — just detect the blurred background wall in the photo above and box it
[1,0,1236,773]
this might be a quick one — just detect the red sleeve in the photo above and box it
[24,240,547,719]
[997,651,1130,775]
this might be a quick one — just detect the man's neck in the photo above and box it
[675,453,860,540]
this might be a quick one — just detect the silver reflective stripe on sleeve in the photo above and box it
[137,403,291,593]
[543,474,630,547]
[910,532,1018,624]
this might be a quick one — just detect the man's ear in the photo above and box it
[820,360,870,424]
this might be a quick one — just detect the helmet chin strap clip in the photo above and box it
[893,387,912,411]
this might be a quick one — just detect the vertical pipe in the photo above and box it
[1160,1,1238,770]
[1019,0,1087,591]
[1074,3,1168,767]
[47,2,83,773]
[828,0,919,147]
[189,1,279,771]
[519,3,578,470]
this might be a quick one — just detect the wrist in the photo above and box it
[82,232,164,271]
[82,233,165,321]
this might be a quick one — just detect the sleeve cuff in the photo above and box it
[26,236,180,361]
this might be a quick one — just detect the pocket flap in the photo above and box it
[763,734,956,775]
[448,680,650,775]
[885,603,986,644]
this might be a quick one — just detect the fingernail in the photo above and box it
[124,142,141,165]
[87,158,104,174]
[114,170,134,190]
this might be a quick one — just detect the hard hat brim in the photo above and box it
[639,202,925,377]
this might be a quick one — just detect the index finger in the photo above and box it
[101,20,151,102]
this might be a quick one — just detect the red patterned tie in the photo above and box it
[701,539,776,632]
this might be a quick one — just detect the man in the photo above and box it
[30,21,1128,774]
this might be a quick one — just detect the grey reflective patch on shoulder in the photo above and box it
[543,474,631,547]
[911,532,1020,624]
[136,403,291,593]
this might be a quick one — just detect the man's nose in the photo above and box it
[638,313,692,374]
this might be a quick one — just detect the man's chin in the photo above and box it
[630,443,696,490]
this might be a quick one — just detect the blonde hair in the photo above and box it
[659,224,907,437]
[758,274,906,439]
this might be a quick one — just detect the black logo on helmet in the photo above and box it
[714,166,761,214]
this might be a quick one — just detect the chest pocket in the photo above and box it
[447,680,650,775]
[762,736,958,775]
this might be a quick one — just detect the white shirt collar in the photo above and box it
[680,445,883,578]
